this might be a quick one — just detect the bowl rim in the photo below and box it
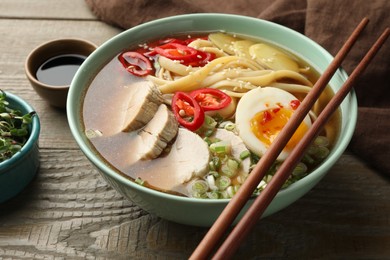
[67,13,357,205]
[0,91,40,171]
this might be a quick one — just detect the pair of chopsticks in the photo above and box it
[191,17,390,259]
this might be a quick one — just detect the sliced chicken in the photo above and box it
[139,104,179,159]
[134,128,211,193]
[122,81,163,132]
[213,128,251,173]
[168,128,211,182]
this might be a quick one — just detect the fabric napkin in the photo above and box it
[85,0,390,176]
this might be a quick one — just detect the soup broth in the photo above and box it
[82,32,340,198]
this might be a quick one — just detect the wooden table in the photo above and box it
[0,1,389,259]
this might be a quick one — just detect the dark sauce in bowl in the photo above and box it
[36,54,86,86]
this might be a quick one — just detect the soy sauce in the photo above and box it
[36,54,87,86]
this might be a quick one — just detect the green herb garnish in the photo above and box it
[0,90,36,162]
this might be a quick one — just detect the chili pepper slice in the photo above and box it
[185,51,216,67]
[154,43,198,63]
[153,43,215,67]
[190,88,232,111]
[118,51,154,76]
[172,91,204,131]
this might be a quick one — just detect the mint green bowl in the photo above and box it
[67,14,357,227]
[0,92,40,203]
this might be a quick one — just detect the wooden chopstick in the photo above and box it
[190,17,370,260]
[212,26,390,259]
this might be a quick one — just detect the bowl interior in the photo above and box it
[67,14,357,223]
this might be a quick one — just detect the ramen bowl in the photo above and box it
[67,14,357,227]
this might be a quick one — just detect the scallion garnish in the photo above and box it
[239,150,251,160]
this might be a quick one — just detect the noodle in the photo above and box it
[158,56,196,76]
[157,56,239,93]
[151,37,313,96]
[235,70,313,87]
[269,82,312,94]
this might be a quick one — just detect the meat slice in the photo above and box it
[168,128,211,182]
[122,82,163,132]
[139,104,179,159]
[134,128,211,193]
[213,128,251,174]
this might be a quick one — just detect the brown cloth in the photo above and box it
[85,0,390,176]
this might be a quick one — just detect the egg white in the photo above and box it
[235,87,312,161]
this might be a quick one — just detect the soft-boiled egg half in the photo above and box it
[236,87,312,161]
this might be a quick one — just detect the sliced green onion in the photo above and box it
[221,159,239,177]
[306,145,319,156]
[223,122,235,131]
[213,113,224,124]
[206,191,220,199]
[312,146,330,160]
[206,174,218,190]
[263,175,273,183]
[236,175,244,184]
[239,150,251,160]
[314,136,329,147]
[250,152,260,165]
[302,154,315,164]
[192,192,208,199]
[209,137,221,144]
[220,190,229,199]
[211,156,221,169]
[85,129,103,139]
[190,179,209,194]
[210,140,231,155]
[226,186,235,198]
[228,158,239,169]
[209,170,219,178]
[204,115,217,129]
[215,176,231,190]
[204,129,214,137]
[203,136,212,146]
[135,177,145,186]
[292,162,307,177]
[209,161,216,171]
[257,180,267,190]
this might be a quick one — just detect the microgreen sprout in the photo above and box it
[0,90,36,162]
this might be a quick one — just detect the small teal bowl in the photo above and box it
[0,92,40,203]
[67,14,357,226]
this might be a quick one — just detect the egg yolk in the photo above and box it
[250,107,308,150]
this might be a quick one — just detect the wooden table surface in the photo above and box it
[0,1,389,259]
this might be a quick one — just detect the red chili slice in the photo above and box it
[190,88,232,111]
[118,51,154,76]
[153,43,215,67]
[172,92,204,131]
[154,43,198,63]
